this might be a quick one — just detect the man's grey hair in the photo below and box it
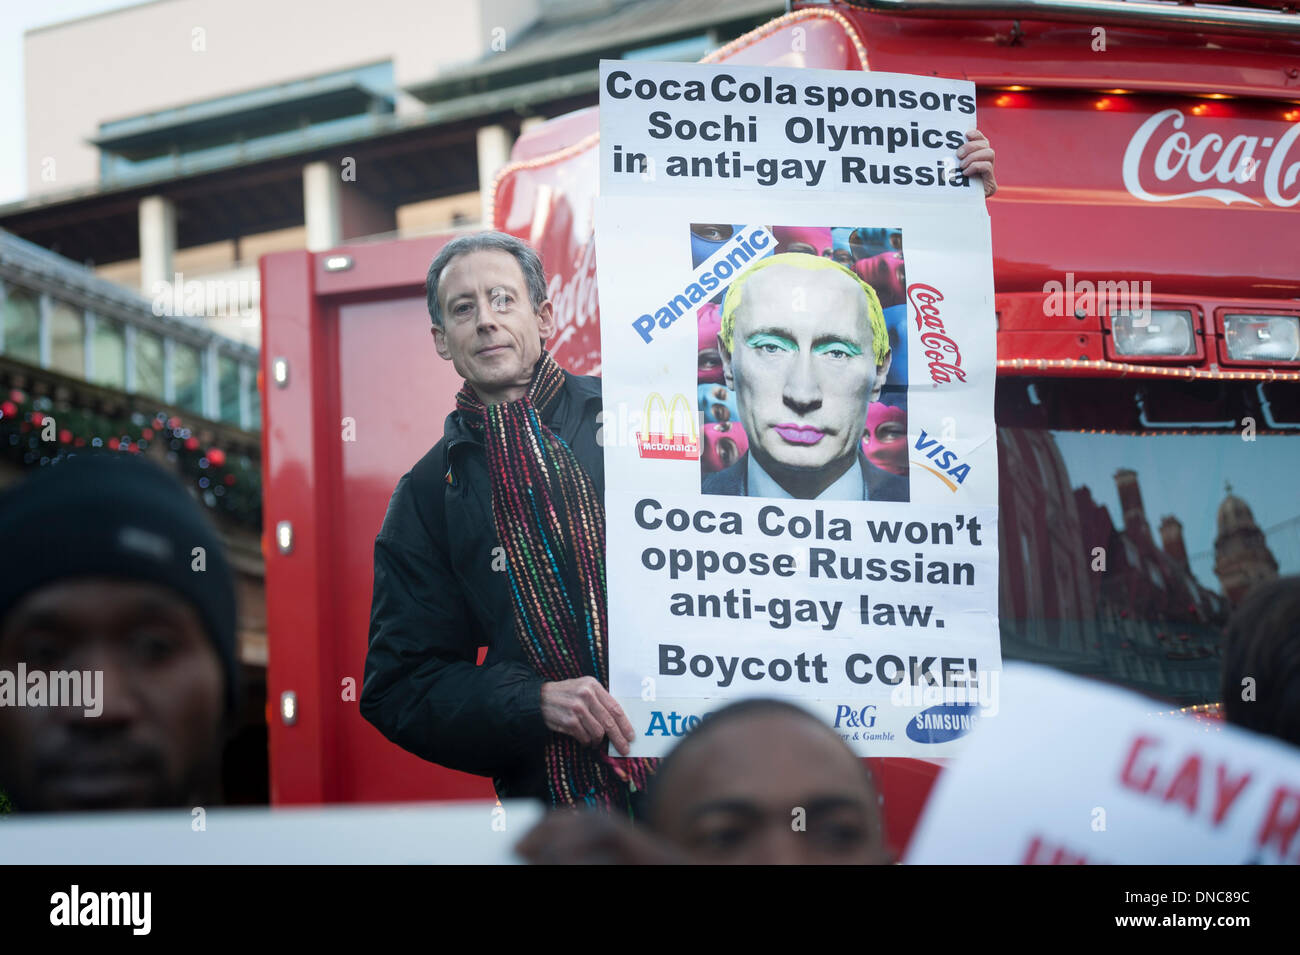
[425,231,548,329]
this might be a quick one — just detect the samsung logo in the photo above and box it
[905,703,980,744]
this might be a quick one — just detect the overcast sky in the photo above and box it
[0,0,138,205]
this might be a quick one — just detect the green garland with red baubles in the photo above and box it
[0,387,260,527]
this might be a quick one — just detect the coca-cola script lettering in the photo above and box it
[546,236,600,368]
[908,283,967,384]
[1123,108,1300,208]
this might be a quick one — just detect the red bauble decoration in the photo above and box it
[59,429,72,443]
[142,427,154,440]
[127,443,141,454]
[168,416,183,430]
[207,447,226,468]
[184,436,199,451]
[74,438,86,447]
[31,412,44,426]
[224,474,236,486]
[108,437,120,450]
[0,401,16,418]
[8,389,24,404]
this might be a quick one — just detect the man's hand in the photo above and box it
[516,809,689,865]
[540,677,634,755]
[957,128,997,198]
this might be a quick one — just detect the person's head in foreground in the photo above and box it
[645,698,889,864]
[718,253,892,499]
[1221,575,1300,748]
[0,453,237,811]
[426,231,555,405]
[516,698,889,864]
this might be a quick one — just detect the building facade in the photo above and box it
[4,0,781,344]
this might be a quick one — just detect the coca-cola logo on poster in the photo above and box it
[907,282,966,385]
[1123,108,1300,208]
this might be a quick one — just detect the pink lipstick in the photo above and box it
[774,424,825,444]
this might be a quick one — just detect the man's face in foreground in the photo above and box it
[723,264,889,492]
[0,578,225,811]
[433,249,555,405]
[650,712,888,864]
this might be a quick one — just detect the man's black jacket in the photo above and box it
[360,371,604,801]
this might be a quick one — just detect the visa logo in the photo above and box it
[912,430,972,491]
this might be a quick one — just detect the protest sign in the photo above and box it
[0,800,543,864]
[595,60,999,757]
[906,664,1300,864]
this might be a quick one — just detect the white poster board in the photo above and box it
[0,800,542,864]
[596,60,1000,757]
[907,665,1300,864]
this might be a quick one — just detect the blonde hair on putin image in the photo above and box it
[719,252,891,366]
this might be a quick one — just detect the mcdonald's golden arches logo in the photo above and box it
[637,392,701,460]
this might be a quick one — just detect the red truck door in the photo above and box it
[261,239,496,804]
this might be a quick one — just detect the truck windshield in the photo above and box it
[995,377,1299,706]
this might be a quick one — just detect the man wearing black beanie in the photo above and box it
[0,453,238,812]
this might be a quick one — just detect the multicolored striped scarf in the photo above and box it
[455,350,655,812]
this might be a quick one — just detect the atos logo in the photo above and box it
[905,703,980,744]
[833,704,878,729]
[646,709,704,737]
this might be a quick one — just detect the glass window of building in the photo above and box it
[218,354,240,424]
[247,370,262,431]
[996,376,1298,707]
[134,329,165,399]
[173,342,204,413]
[2,286,41,365]
[91,319,127,389]
[49,300,85,377]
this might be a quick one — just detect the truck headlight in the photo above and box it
[1111,309,1196,357]
[1223,314,1300,363]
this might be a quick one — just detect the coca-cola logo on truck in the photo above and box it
[1123,108,1300,208]
[545,235,600,368]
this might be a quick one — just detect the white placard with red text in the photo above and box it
[906,664,1300,864]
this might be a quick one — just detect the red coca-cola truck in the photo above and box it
[260,0,1300,857]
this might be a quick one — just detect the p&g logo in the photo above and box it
[833,704,877,729]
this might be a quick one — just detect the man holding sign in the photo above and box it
[362,233,648,812]
[363,61,997,809]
